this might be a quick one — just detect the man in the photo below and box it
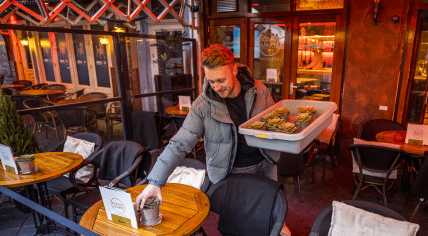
[135,44,289,234]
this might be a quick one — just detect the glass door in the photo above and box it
[290,16,338,102]
[249,17,292,102]
[209,18,248,65]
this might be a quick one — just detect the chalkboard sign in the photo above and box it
[91,25,110,88]
[56,33,72,84]
[0,35,11,76]
[39,32,55,82]
[72,26,90,86]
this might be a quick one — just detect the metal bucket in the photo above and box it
[294,122,310,132]
[16,155,37,174]
[139,198,162,226]
[280,114,290,122]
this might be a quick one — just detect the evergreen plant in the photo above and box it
[0,90,41,156]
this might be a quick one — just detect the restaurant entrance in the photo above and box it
[207,14,344,106]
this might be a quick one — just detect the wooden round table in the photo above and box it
[56,97,100,105]
[80,183,210,236]
[376,131,428,155]
[0,152,83,188]
[165,106,189,116]
[19,89,65,97]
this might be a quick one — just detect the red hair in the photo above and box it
[201,44,235,69]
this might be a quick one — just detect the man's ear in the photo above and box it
[233,63,238,76]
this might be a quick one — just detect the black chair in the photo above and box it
[79,92,108,131]
[357,119,406,141]
[316,114,340,181]
[9,80,33,91]
[106,102,122,139]
[409,157,428,222]
[55,108,98,139]
[44,84,67,101]
[310,200,407,236]
[45,133,103,219]
[10,95,40,127]
[27,83,47,90]
[278,140,318,202]
[54,88,86,102]
[23,98,61,141]
[350,144,409,207]
[207,173,287,236]
[67,141,151,222]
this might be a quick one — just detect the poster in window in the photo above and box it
[72,26,90,86]
[39,32,55,82]
[91,25,110,88]
[56,33,72,84]
[0,35,11,76]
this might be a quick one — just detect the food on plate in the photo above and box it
[293,113,312,123]
[262,111,280,121]
[276,122,298,134]
[275,107,290,115]
[247,121,267,130]
[298,105,317,115]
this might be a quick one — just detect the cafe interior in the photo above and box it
[1,0,428,235]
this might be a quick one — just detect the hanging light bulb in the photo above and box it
[99,37,109,45]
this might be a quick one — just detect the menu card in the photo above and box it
[266,69,278,82]
[405,124,428,145]
[179,95,191,111]
[0,144,19,174]
[99,186,138,229]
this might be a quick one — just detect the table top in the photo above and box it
[376,130,428,155]
[80,183,210,236]
[57,97,99,105]
[165,106,189,116]
[19,90,64,96]
[1,84,25,89]
[0,152,83,188]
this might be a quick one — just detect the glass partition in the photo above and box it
[296,0,343,11]
[215,25,241,63]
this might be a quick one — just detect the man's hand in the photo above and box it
[135,184,163,211]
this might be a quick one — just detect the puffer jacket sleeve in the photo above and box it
[146,98,205,186]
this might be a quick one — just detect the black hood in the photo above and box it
[204,65,255,103]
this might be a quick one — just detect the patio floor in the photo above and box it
[1,122,428,236]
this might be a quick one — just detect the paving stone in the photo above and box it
[0,228,19,236]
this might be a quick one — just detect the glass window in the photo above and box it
[215,25,241,63]
[217,0,237,12]
[91,25,111,88]
[56,33,72,84]
[296,0,343,11]
[295,22,336,101]
[71,26,90,86]
[253,24,286,102]
[39,32,55,82]
[250,0,290,13]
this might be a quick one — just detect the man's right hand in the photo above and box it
[135,184,163,211]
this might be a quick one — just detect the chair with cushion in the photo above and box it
[67,141,151,222]
[310,200,413,236]
[55,108,98,139]
[350,143,410,207]
[278,140,318,202]
[206,173,287,236]
[46,133,103,219]
[357,119,405,141]
[409,156,428,222]
[23,98,61,141]
[316,113,340,181]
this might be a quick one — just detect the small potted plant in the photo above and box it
[15,154,36,174]
[293,113,312,131]
[298,105,317,120]
[275,107,290,122]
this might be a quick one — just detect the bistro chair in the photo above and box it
[55,88,86,102]
[310,200,408,236]
[10,95,40,127]
[316,114,341,181]
[23,98,61,141]
[44,84,67,101]
[45,132,103,219]
[106,101,122,139]
[278,140,319,202]
[350,144,410,207]
[207,173,287,236]
[67,141,151,222]
[9,80,33,91]
[79,92,108,132]
[409,157,428,222]
[55,108,98,139]
[357,119,406,141]
[25,83,47,90]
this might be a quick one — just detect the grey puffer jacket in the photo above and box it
[147,65,280,185]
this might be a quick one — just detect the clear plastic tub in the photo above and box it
[239,100,338,154]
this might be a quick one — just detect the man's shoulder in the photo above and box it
[254,80,270,93]
[190,94,209,112]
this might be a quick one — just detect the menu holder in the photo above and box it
[405,124,428,145]
[99,186,138,229]
[0,144,19,174]
[179,95,191,111]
